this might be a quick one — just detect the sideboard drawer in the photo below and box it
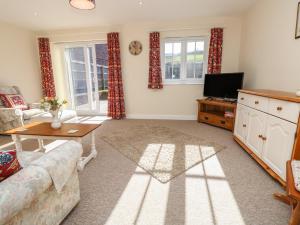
[238,93,251,106]
[268,99,300,123]
[248,95,269,112]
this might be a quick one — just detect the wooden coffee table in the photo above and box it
[5,122,101,171]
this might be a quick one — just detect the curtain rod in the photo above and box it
[36,30,118,39]
[36,25,226,38]
[149,26,226,32]
[50,39,107,45]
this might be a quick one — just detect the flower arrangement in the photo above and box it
[40,97,68,129]
[40,97,68,112]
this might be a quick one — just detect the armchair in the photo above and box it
[0,86,77,132]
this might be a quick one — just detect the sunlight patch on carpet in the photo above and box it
[100,125,226,183]
[104,167,170,225]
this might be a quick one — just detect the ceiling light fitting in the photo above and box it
[69,0,96,10]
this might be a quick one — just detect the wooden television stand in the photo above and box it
[197,98,237,131]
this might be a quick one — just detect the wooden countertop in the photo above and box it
[239,89,300,103]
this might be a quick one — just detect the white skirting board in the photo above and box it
[126,114,197,120]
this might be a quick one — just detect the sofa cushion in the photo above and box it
[0,94,28,110]
[17,151,44,168]
[0,150,21,181]
[22,109,44,120]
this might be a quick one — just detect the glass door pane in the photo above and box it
[66,47,90,111]
[95,44,108,114]
[87,46,98,111]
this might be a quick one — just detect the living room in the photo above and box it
[0,0,300,225]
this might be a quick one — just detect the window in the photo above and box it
[162,37,209,84]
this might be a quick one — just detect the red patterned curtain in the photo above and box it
[208,28,224,74]
[148,32,163,89]
[107,32,126,119]
[38,38,56,97]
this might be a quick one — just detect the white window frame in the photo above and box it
[161,36,209,85]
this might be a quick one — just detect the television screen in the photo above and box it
[203,73,244,99]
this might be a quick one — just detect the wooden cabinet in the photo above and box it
[234,89,300,185]
[262,116,297,180]
[234,104,249,141]
[245,108,266,157]
[197,99,236,131]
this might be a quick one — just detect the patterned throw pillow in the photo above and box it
[0,94,28,110]
[0,150,21,181]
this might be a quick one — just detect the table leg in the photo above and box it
[76,131,98,171]
[38,138,46,152]
[12,134,22,152]
[91,130,97,159]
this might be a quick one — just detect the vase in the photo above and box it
[50,110,62,129]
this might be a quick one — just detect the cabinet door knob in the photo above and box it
[255,101,259,105]
[277,106,283,111]
[220,120,226,124]
[262,136,267,141]
[258,134,263,139]
[205,117,209,120]
[243,124,247,128]
[241,97,244,100]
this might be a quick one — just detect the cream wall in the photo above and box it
[41,17,242,119]
[0,21,41,102]
[120,18,242,119]
[240,0,300,92]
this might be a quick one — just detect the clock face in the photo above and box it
[129,41,142,55]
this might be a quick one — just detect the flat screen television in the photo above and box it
[203,73,244,99]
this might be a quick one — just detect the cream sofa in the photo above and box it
[0,86,77,132]
[0,141,82,225]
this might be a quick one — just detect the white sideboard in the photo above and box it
[234,89,300,185]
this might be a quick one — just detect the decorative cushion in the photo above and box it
[0,94,28,110]
[0,150,21,181]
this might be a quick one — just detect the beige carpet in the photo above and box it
[101,125,225,183]
[0,119,290,225]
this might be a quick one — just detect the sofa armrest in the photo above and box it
[0,108,23,123]
[30,141,83,192]
[0,166,52,225]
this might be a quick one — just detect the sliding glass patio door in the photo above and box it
[65,42,108,115]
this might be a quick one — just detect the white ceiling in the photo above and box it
[0,0,257,31]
